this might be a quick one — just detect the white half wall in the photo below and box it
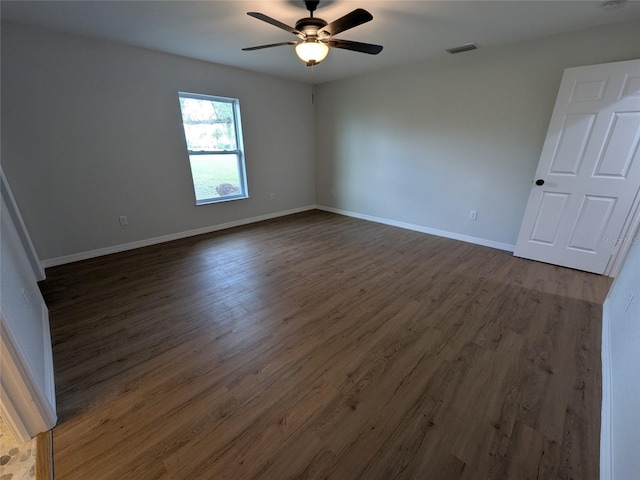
[315,19,640,248]
[1,21,315,263]
[1,172,57,442]
[601,225,640,480]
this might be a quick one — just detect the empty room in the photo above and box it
[1,1,639,479]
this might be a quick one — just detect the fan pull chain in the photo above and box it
[311,63,316,104]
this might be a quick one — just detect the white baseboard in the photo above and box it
[41,205,316,268]
[316,205,516,252]
[600,300,613,480]
[41,204,516,268]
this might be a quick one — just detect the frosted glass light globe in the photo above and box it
[295,41,329,64]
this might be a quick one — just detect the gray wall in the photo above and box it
[3,19,640,262]
[315,19,640,247]
[1,22,316,262]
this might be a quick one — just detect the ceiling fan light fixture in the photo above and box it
[295,40,329,65]
[244,2,382,66]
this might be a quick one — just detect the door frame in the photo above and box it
[607,190,640,277]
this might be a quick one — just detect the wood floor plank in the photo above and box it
[39,210,612,479]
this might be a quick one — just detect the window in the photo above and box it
[178,92,248,205]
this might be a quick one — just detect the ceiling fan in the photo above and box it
[242,0,383,66]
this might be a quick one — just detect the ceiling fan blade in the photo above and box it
[247,12,304,38]
[318,8,373,37]
[242,41,297,51]
[326,39,383,55]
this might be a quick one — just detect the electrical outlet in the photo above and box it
[269,193,275,200]
[119,215,128,226]
[470,210,478,221]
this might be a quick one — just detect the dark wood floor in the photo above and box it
[39,210,612,480]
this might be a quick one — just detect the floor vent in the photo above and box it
[446,43,479,54]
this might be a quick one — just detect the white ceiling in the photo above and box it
[2,0,640,84]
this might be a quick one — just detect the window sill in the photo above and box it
[195,194,249,206]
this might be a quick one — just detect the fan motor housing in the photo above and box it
[295,17,327,37]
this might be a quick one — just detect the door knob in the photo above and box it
[535,179,545,186]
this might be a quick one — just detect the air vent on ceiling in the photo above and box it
[446,43,479,54]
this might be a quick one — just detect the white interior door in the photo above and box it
[514,59,640,275]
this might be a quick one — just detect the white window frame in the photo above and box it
[178,91,248,205]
